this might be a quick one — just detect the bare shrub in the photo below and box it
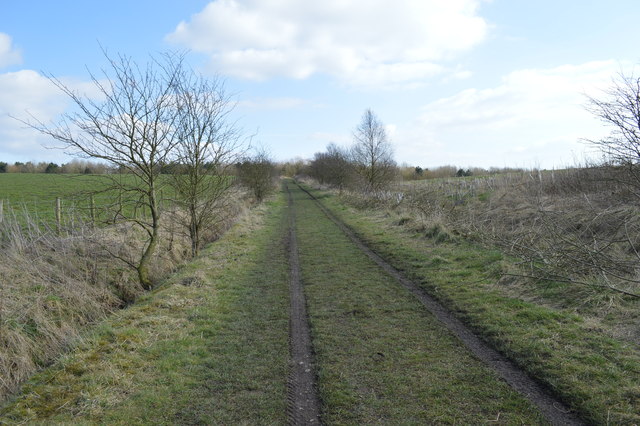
[236,148,278,202]
[169,70,248,257]
[324,165,640,301]
[0,186,252,403]
[307,143,355,191]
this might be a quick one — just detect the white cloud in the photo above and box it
[0,71,68,161]
[0,71,102,162]
[166,0,488,87]
[396,61,621,168]
[0,33,21,68]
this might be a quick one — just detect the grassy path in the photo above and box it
[1,183,573,424]
[285,185,322,423]
[304,183,640,424]
[0,197,291,424]
[288,182,545,424]
[294,183,583,425]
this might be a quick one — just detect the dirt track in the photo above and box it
[286,185,322,425]
[292,181,584,426]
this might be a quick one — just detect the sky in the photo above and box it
[1,0,639,169]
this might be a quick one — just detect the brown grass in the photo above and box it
[0,188,252,403]
[301,165,640,344]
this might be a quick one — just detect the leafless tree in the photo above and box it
[236,147,277,202]
[308,143,354,191]
[19,50,184,289]
[351,109,397,191]
[170,71,247,257]
[586,70,640,192]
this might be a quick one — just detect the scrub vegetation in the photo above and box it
[0,197,289,424]
[2,59,639,424]
[0,50,276,407]
[297,180,640,424]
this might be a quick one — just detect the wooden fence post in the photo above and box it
[55,197,62,234]
[90,195,96,227]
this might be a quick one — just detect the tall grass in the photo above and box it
[0,187,251,403]
[304,165,640,340]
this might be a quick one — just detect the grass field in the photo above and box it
[0,173,172,227]
[0,173,121,226]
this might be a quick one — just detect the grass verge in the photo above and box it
[0,194,290,425]
[302,183,640,424]
[289,183,545,424]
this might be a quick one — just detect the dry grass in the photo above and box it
[301,166,640,343]
[0,191,289,424]
[300,181,640,423]
[0,188,252,404]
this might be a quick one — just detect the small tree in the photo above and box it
[20,50,184,289]
[236,148,277,202]
[44,162,60,174]
[351,109,396,191]
[0,162,7,173]
[308,143,354,191]
[170,71,247,257]
[586,70,640,190]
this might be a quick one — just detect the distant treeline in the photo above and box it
[0,159,110,174]
[0,160,250,175]
[397,165,529,180]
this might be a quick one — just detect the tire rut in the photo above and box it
[285,184,322,425]
[294,182,584,426]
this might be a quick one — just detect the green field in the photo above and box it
[0,174,157,227]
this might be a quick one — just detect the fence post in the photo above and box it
[0,199,3,224]
[55,197,62,234]
[90,195,96,227]
[113,192,122,224]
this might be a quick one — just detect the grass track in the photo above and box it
[0,195,290,424]
[301,183,640,424]
[288,182,545,424]
[6,182,619,424]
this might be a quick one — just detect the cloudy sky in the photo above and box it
[1,1,639,169]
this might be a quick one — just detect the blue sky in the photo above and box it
[1,0,639,169]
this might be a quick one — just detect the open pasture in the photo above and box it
[0,173,154,227]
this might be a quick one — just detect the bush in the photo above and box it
[236,149,277,202]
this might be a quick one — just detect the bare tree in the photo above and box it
[170,71,247,257]
[351,109,397,191]
[586,70,640,192]
[236,147,277,202]
[308,143,354,191]
[19,51,184,289]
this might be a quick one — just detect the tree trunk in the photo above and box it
[137,191,160,290]
[137,225,158,290]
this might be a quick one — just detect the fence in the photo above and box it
[0,193,161,236]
